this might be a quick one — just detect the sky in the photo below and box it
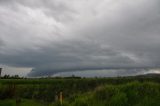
[0,0,160,77]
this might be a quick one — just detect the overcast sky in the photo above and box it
[0,0,160,77]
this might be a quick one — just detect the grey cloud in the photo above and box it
[0,38,138,76]
[52,69,151,78]
[0,0,160,77]
[0,0,76,23]
[0,37,4,47]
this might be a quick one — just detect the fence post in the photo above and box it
[60,91,63,105]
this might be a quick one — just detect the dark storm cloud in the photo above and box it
[0,39,138,76]
[0,0,160,76]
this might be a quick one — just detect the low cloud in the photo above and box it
[0,0,160,77]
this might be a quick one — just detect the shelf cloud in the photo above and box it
[0,0,160,76]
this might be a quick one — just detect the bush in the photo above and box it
[108,92,128,106]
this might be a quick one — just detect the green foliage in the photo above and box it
[0,99,45,106]
[61,81,160,106]
[109,92,128,106]
[0,99,16,106]
[94,86,117,101]
[0,78,160,106]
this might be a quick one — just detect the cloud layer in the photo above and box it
[0,0,160,76]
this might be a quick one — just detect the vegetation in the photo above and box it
[0,75,160,106]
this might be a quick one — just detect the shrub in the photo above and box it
[108,92,128,106]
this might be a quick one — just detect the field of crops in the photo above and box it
[0,76,160,106]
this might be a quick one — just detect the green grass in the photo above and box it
[0,77,160,106]
[0,99,45,106]
[0,99,16,106]
[19,99,45,106]
[66,81,160,106]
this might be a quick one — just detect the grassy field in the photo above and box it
[0,76,160,106]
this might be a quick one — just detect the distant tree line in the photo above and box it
[1,75,22,79]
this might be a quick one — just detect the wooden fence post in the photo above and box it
[60,91,63,105]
